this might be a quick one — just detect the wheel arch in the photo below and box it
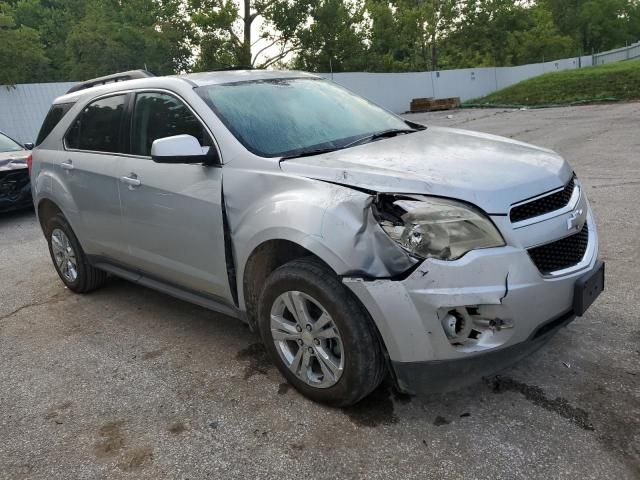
[37,197,64,234]
[239,238,393,367]
[240,237,338,331]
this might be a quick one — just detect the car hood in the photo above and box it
[279,126,573,214]
[0,151,29,172]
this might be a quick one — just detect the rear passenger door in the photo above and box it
[62,93,129,259]
[116,91,231,301]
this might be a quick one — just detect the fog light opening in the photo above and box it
[438,306,514,352]
[441,309,472,344]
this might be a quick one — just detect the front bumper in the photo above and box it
[392,310,575,395]
[0,168,32,212]
[344,213,600,394]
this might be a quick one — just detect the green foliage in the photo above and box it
[65,0,192,78]
[189,0,316,70]
[1,0,639,84]
[467,60,640,106]
[540,0,638,53]
[292,0,368,72]
[0,0,192,84]
[0,2,49,84]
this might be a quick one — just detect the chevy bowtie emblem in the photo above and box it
[567,208,584,231]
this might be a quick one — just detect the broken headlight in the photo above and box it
[376,196,505,260]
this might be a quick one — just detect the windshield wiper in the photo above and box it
[280,128,419,161]
[280,146,346,160]
[343,128,418,149]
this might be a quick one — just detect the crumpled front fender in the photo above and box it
[223,168,417,310]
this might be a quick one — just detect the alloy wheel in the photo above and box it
[51,228,78,283]
[270,291,344,388]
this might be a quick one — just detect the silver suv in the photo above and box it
[32,69,604,406]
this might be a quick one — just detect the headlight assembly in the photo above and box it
[375,196,505,261]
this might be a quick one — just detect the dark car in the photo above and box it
[0,131,33,212]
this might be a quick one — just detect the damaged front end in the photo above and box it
[0,162,32,212]
[341,193,593,395]
[372,193,506,262]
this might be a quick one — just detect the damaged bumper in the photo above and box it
[391,309,576,394]
[0,168,32,212]
[343,214,601,395]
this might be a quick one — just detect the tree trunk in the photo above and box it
[431,41,437,71]
[241,0,252,65]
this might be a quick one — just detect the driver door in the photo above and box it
[117,91,232,301]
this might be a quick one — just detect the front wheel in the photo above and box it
[258,258,386,406]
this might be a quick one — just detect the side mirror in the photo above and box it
[23,142,34,150]
[151,135,219,165]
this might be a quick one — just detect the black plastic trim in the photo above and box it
[86,254,241,319]
[66,70,154,94]
[392,309,576,395]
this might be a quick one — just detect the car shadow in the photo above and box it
[0,206,35,226]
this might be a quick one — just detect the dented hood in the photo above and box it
[279,126,573,214]
[0,151,29,172]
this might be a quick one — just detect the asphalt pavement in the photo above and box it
[1,103,638,479]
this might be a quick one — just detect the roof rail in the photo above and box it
[66,70,155,94]
[209,65,255,71]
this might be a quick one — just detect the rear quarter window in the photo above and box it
[36,103,75,146]
[65,94,127,153]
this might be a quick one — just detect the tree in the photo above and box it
[366,0,457,72]
[11,0,88,81]
[505,5,575,65]
[65,0,193,79]
[189,0,317,70]
[0,2,49,84]
[540,0,638,53]
[292,0,368,72]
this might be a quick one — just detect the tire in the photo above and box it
[45,213,107,293]
[258,258,386,406]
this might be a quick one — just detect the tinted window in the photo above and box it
[131,92,212,157]
[66,95,126,153]
[0,133,23,152]
[197,78,409,157]
[36,102,75,146]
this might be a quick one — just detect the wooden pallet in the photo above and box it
[410,97,461,112]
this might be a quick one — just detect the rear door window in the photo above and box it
[130,92,212,157]
[36,102,75,146]
[66,95,127,153]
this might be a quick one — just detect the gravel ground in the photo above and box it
[1,103,638,479]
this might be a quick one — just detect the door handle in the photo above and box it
[120,173,141,188]
[61,160,74,171]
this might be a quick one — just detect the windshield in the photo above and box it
[0,133,23,152]
[197,78,410,157]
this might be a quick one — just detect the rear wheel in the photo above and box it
[258,258,386,406]
[45,213,107,293]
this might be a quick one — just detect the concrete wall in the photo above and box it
[593,42,640,65]
[321,55,594,112]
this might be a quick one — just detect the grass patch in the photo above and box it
[466,60,640,107]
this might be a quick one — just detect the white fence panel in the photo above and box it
[0,82,76,143]
[593,42,640,65]
[319,72,434,113]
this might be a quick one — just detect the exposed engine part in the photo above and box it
[439,306,515,352]
[441,310,472,342]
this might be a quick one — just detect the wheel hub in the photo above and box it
[51,228,78,283]
[270,291,344,389]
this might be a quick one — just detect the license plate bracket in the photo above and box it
[574,261,605,316]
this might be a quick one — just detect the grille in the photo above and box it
[0,169,30,198]
[510,176,576,223]
[528,223,589,274]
